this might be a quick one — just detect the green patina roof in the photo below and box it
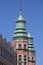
[28,44,34,48]
[28,44,35,51]
[28,32,33,38]
[13,33,27,37]
[28,48,34,51]
[14,29,26,33]
[18,15,24,21]
[13,13,27,38]
[28,31,35,52]
[28,43,34,51]
[28,41,35,52]
[28,28,33,39]
[16,14,26,23]
[28,44,35,52]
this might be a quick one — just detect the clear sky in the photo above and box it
[0,0,43,65]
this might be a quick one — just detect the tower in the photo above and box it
[12,0,36,65]
[13,6,28,65]
[28,29,36,65]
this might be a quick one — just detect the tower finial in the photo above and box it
[28,26,31,37]
[20,0,22,15]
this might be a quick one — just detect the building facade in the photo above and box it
[0,34,16,65]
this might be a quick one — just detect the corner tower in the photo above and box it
[28,29,36,65]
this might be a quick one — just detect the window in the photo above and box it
[18,44,22,49]
[24,62,26,65]
[32,57,34,60]
[18,55,22,61]
[19,62,22,65]
[24,44,26,49]
[24,55,26,61]
[28,57,30,62]
[32,57,35,61]
[28,57,35,61]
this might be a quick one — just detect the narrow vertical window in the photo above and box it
[24,55,26,61]
[28,57,30,62]
[24,62,26,65]
[18,55,22,61]
[18,44,21,49]
[24,44,26,49]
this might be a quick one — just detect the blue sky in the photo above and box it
[0,0,43,65]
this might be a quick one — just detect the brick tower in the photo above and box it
[12,0,36,65]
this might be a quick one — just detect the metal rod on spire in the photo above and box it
[20,0,22,15]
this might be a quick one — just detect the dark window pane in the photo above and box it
[24,55,26,61]
[32,57,35,61]
[24,62,26,65]
[19,55,22,57]
[18,55,22,61]
[28,57,30,62]
[18,44,21,49]
[19,63,22,65]
[24,44,26,49]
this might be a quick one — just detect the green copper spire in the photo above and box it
[28,27,31,37]
[17,0,24,21]
[16,0,25,22]
[13,0,27,39]
[28,27,33,38]
[28,28,35,52]
[18,14,24,21]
